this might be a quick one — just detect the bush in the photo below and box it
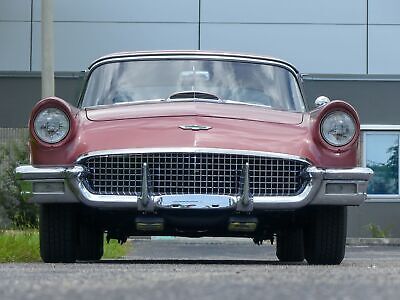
[0,136,38,228]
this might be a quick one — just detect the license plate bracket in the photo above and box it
[155,194,235,209]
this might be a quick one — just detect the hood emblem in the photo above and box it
[179,125,212,131]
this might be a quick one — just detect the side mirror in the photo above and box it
[314,96,331,108]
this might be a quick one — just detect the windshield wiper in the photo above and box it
[166,91,222,102]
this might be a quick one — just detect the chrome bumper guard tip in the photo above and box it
[307,166,373,206]
[15,165,84,204]
[15,164,373,209]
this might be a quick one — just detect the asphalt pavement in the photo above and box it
[1,238,400,300]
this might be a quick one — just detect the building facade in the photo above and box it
[1,0,400,74]
[1,0,400,237]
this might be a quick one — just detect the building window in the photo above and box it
[363,132,399,198]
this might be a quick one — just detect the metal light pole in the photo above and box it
[41,0,55,98]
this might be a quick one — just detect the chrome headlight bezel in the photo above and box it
[33,108,70,144]
[320,110,356,147]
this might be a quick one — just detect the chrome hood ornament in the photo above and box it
[179,125,212,131]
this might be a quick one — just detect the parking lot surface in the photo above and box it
[1,238,400,300]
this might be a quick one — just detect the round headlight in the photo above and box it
[320,111,356,147]
[33,108,70,144]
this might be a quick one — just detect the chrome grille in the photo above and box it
[81,152,309,197]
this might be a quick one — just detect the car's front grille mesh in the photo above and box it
[81,152,309,197]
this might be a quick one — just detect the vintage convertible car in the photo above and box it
[16,51,372,264]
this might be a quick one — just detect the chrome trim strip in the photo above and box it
[72,181,139,205]
[76,147,311,165]
[302,74,400,82]
[361,124,400,131]
[89,53,300,75]
[252,183,316,209]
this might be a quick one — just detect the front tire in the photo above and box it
[39,204,78,263]
[304,206,347,265]
[77,220,104,261]
[276,227,304,262]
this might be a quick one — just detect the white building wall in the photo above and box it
[31,0,199,71]
[368,0,400,74]
[0,0,399,74]
[0,0,31,71]
[200,0,367,74]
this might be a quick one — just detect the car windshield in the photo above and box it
[81,59,305,112]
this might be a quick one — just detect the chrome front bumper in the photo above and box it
[15,164,373,210]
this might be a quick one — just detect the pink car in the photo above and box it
[16,51,372,264]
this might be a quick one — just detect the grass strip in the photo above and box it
[0,230,41,262]
[0,230,131,263]
[103,239,131,259]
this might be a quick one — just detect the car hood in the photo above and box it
[85,102,303,125]
[71,102,310,161]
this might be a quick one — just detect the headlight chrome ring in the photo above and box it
[320,111,356,147]
[33,108,70,144]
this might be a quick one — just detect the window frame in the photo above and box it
[361,125,400,202]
